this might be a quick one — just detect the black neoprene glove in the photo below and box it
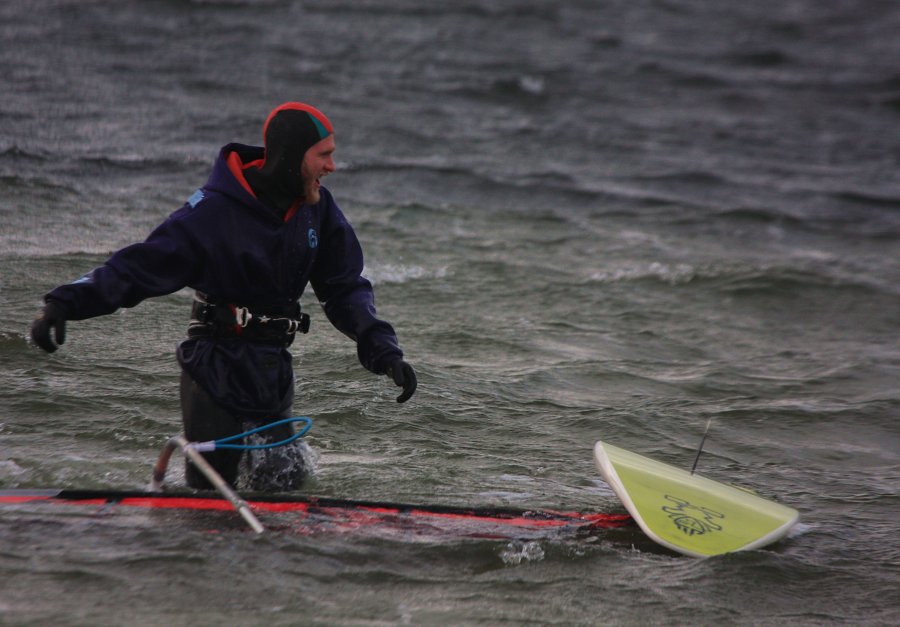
[386,358,417,403]
[31,301,67,353]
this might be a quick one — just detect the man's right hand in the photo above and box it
[31,301,67,353]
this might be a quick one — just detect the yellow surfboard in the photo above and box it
[594,441,799,558]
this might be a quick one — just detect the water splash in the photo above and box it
[500,540,545,565]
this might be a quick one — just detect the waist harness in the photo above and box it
[188,293,310,346]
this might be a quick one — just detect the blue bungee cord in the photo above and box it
[149,416,313,533]
[185,416,312,452]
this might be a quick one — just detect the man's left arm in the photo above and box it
[309,202,416,402]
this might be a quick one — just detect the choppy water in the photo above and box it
[2,0,899,625]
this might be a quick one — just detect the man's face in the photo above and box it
[301,135,336,204]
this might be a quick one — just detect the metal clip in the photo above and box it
[234,306,252,327]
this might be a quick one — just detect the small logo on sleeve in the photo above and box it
[187,189,205,208]
[71,271,94,285]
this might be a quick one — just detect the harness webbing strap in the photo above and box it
[188,294,309,345]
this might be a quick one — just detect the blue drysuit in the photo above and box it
[45,143,403,417]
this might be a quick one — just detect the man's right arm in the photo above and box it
[31,212,201,352]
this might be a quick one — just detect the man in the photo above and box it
[31,102,417,490]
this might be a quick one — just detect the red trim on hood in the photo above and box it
[226,150,301,223]
[283,200,301,222]
[226,151,264,198]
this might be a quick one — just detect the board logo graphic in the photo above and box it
[662,495,725,536]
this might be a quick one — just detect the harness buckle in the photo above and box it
[234,306,252,328]
[188,296,309,345]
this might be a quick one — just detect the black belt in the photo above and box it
[188,298,310,346]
